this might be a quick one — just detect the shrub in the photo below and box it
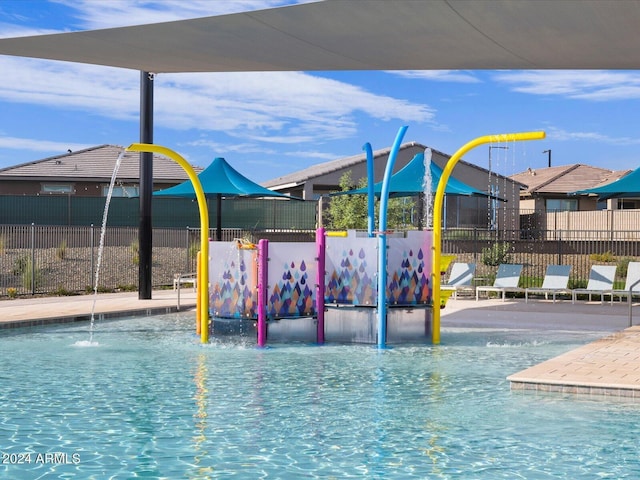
[7,287,17,298]
[481,242,512,267]
[53,286,78,296]
[188,241,200,259]
[21,257,42,290]
[590,251,616,262]
[616,256,635,279]
[13,255,28,275]
[56,239,67,260]
[130,240,139,265]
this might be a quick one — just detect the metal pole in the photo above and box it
[377,126,408,348]
[186,227,190,272]
[139,71,154,299]
[30,223,35,295]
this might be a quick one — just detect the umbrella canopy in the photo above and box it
[332,152,495,198]
[572,168,639,200]
[154,157,292,240]
[155,157,290,198]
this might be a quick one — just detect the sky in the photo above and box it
[1,0,640,184]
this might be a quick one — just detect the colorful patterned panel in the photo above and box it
[325,231,377,305]
[209,242,258,318]
[267,242,317,318]
[387,230,433,305]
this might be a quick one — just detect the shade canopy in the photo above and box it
[332,152,495,199]
[154,156,290,199]
[1,1,639,72]
[154,157,292,240]
[573,168,640,201]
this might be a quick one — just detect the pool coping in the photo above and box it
[0,289,197,330]
[507,326,640,399]
[0,304,196,330]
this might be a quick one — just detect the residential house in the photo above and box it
[0,144,198,197]
[510,164,632,234]
[511,164,630,213]
[263,142,522,230]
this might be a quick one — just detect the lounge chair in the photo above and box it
[441,262,476,299]
[476,264,524,301]
[571,265,616,304]
[525,265,572,303]
[612,261,640,302]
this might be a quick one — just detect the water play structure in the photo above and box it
[127,128,544,346]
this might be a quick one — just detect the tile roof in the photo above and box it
[0,144,201,181]
[262,142,492,188]
[510,164,630,194]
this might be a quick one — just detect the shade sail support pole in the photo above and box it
[138,71,154,300]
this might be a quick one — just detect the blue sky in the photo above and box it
[1,0,640,183]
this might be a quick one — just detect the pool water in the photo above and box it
[1,315,639,479]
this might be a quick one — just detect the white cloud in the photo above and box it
[493,70,640,101]
[51,0,314,29]
[547,126,640,146]
[389,70,480,83]
[0,135,92,152]
[0,56,435,144]
[0,57,139,120]
[155,71,435,141]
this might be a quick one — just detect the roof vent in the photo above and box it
[55,160,62,165]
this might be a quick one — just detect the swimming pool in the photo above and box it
[1,315,639,479]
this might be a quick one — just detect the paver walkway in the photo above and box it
[0,289,196,329]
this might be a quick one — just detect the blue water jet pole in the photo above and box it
[363,142,375,238]
[376,126,408,348]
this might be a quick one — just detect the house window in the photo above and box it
[41,184,74,194]
[546,198,577,212]
[102,185,139,197]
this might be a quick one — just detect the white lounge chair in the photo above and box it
[571,265,616,304]
[525,265,572,303]
[612,261,640,302]
[441,262,476,299]
[476,264,523,301]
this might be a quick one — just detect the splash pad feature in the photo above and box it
[127,128,544,346]
[430,131,545,343]
[209,228,433,346]
[126,143,211,343]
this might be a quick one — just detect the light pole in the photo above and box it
[543,149,551,167]
[488,146,509,230]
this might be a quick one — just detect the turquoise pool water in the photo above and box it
[1,315,639,479]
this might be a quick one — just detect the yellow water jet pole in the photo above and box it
[431,131,545,344]
[127,143,210,343]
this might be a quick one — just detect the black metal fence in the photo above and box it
[1,224,638,298]
[443,228,640,289]
[0,224,315,298]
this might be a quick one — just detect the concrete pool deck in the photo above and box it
[0,288,197,329]
[442,296,640,398]
[2,291,640,398]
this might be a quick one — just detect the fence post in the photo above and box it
[30,223,35,295]
[186,226,190,272]
[473,227,478,263]
[557,230,562,264]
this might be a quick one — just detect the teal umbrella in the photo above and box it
[154,157,294,240]
[572,168,637,200]
[332,152,496,198]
